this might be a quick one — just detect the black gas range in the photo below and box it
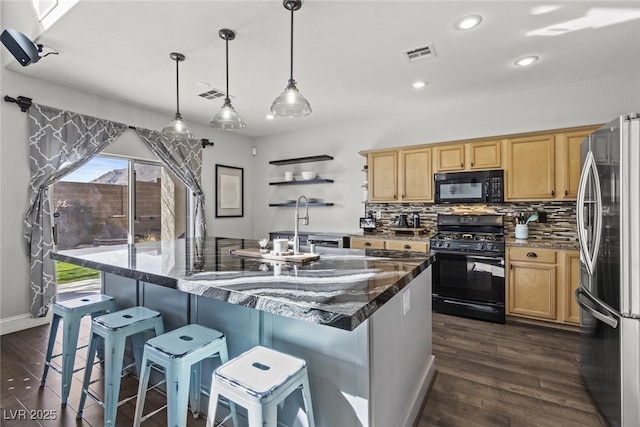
[430,214,506,323]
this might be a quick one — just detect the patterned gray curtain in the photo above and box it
[135,128,206,240]
[25,104,127,317]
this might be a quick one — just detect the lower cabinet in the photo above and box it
[507,247,580,326]
[350,237,429,253]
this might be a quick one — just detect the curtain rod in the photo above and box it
[4,94,214,149]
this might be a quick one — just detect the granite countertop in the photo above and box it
[505,238,579,251]
[52,237,434,331]
[350,232,579,250]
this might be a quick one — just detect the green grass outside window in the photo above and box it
[55,261,100,285]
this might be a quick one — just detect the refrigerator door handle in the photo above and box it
[576,151,602,275]
[575,286,619,328]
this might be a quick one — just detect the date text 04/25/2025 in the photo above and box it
[3,409,57,420]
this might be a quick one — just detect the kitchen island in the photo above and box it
[52,237,435,427]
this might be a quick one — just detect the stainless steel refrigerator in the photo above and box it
[575,113,640,427]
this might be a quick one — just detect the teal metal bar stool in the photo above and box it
[40,293,117,405]
[133,324,238,427]
[207,346,315,427]
[77,306,164,427]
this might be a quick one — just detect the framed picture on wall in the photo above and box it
[215,164,243,218]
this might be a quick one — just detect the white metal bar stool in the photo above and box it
[77,306,164,427]
[206,345,315,427]
[133,324,238,427]
[40,293,117,405]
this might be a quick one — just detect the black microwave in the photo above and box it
[434,170,504,204]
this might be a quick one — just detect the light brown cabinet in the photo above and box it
[399,147,433,202]
[505,134,556,200]
[368,151,397,201]
[508,247,557,320]
[350,237,429,253]
[434,140,502,172]
[556,128,597,199]
[350,237,386,249]
[507,247,581,326]
[561,251,581,324]
[367,148,432,202]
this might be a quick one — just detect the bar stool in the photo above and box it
[206,346,315,427]
[40,293,117,405]
[77,306,164,427]
[133,324,238,427]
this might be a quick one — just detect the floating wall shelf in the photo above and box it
[270,179,334,185]
[269,155,333,166]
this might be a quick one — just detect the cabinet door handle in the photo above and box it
[404,244,411,250]
[460,162,464,168]
[402,194,405,198]
[364,242,371,247]
[565,190,569,196]
[470,161,474,167]
[510,264,513,270]
[551,190,555,196]
[526,252,538,258]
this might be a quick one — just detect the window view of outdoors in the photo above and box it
[52,156,183,297]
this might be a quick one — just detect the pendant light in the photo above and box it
[211,29,246,130]
[162,52,193,140]
[270,0,311,118]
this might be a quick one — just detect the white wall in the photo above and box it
[252,72,640,238]
[0,69,255,332]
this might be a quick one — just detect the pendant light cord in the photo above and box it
[175,57,181,116]
[289,6,294,84]
[225,37,230,102]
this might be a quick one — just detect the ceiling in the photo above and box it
[3,1,640,138]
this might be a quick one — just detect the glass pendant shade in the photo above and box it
[163,52,193,140]
[211,99,246,129]
[271,80,311,117]
[271,0,311,118]
[162,113,193,140]
[211,28,246,130]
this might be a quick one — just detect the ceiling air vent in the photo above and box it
[198,88,226,100]
[403,43,437,62]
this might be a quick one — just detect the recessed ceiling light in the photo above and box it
[265,114,275,120]
[454,14,483,30]
[514,55,540,66]
[412,81,427,89]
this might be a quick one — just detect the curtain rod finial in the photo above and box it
[4,95,32,112]
[201,139,214,149]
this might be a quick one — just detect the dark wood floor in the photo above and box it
[420,313,607,427]
[1,312,606,426]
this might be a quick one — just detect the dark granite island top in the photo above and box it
[52,237,436,426]
[52,237,434,331]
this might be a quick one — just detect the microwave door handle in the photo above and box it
[575,286,618,328]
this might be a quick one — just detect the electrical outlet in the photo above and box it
[402,289,410,316]
[537,211,547,223]
[376,211,382,219]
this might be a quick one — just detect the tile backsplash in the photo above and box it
[364,201,577,241]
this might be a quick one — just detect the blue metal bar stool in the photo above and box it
[40,293,117,405]
[133,324,238,427]
[77,306,164,427]
[206,346,315,427]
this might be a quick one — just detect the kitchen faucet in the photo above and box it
[293,195,309,254]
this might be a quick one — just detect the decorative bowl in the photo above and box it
[301,171,317,180]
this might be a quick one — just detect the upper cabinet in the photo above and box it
[399,147,433,202]
[368,151,398,201]
[367,147,433,202]
[505,134,556,200]
[505,126,599,201]
[434,140,502,172]
[556,127,598,199]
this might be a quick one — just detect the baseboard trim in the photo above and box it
[0,311,52,335]
[402,354,437,427]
